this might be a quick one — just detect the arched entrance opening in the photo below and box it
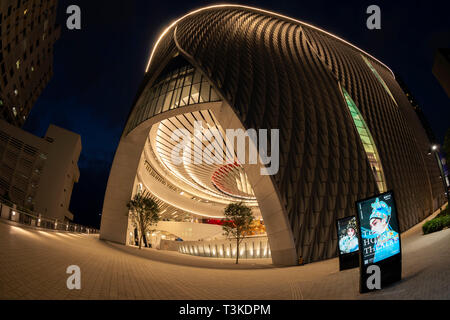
[100,59,297,265]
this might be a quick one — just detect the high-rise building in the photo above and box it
[395,74,437,143]
[433,48,450,98]
[100,5,445,265]
[0,119,81,222]
[0,0,60,126]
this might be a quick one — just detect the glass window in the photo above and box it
[162,91,173,112]
[342,87,386,193]
[193,71,202,84]
[174,76,184,90]
[199,82,210,103]
[168,79,176,91]
[125,63,222,134]
[180,86,191,107]
[210,88,220,102]
[354,119,365,128]
[184,73,193,86]
[155,95,165,114]
[190,84,200,105]
[360,135,371,145]
[171,87,183,109]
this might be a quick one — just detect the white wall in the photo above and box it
[178,237,272,259]
[155,221,224,241]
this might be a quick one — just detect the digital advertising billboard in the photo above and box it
[336,216,360,271]
[337,216,359,255]
[356,191,402,292]
[356,192,401,265]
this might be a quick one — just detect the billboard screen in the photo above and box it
[356,191,401,265]
[337,216,359,255]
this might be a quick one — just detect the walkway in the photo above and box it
[0,206,448,300]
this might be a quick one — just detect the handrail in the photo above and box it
[0,199,99,234]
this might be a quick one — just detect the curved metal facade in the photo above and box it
[125,6,443,263]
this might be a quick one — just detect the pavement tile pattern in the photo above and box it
[0,206,449,300]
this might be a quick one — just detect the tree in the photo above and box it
[127,192,160,249]
[222,202,254,264]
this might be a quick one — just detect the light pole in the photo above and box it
[428,144,450,206]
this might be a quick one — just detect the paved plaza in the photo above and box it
[0,207,449,300]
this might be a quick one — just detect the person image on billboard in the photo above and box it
[362,198,400,263]
[339,222,359,254]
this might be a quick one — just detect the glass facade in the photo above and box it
[126,65,221,134]
[361,55,398,106]
[342,88,387,193]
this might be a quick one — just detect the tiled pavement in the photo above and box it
[0,206,449,300]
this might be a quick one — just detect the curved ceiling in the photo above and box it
[153,109,257,202]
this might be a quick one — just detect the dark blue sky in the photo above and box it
[23,0,450,228]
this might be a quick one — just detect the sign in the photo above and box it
[355,191,402,293]
[336,216,359,270]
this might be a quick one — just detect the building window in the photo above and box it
[341,87,387,193]
[361,54,397,106]
[126,62,221,134]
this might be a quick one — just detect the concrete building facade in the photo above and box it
[0,119,81,222]
[100,5,445,265]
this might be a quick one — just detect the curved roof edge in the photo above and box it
[144,4,395,78]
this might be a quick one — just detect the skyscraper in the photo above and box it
[395,73,437,143]
[0,0,60,126]
[433,48,450,99]
[0,119,81,222]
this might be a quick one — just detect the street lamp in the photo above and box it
[428,144,450,205]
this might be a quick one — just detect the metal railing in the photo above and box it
[0,200,99,234]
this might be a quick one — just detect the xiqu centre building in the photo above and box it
[100,5,445,266]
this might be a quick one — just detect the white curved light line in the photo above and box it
[151,130,235,203]
[154,123,238,201]
[138,173,225,219]
[144,4,395,78]
[155,119,256,202]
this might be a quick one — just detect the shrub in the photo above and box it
[436,206,449,219]
[423,219,441,234]
[442,215,450,228]
[423,213,450,235]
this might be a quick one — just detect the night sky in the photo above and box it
[22,0,450,228]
